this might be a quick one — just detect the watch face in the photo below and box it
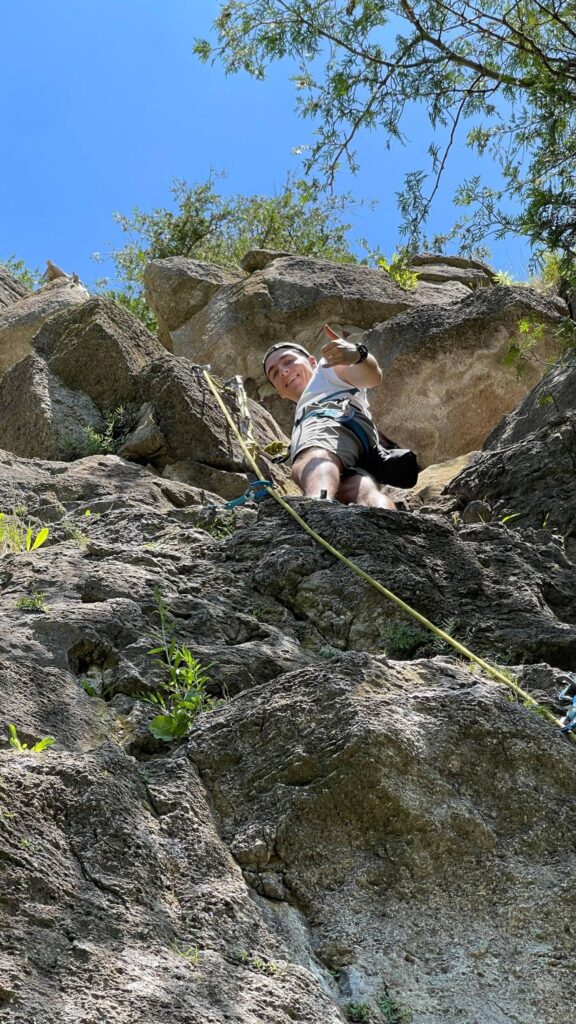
[357,344,368,362]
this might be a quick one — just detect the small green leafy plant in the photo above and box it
[0,512,49,556]
[234,949,281,975]
[381,618,428,658]
[378,995,413,1023]
[61,408,127,459]
[170,941,201,965]
[15,590,47,613]
[7,724,55,753]
[346,1004,372,1023]
[140,592,226,741]
[378,252,418,291]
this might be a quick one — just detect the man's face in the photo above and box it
[265,348,316,402]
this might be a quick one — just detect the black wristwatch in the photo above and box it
[355,343,369,364]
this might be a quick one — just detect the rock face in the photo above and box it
[446,356,576,558]
[409,252,494,289]
[168,255,418,431]
[145,254,567,459]
[0,276,90,378]
[144,256,244,350]
[364,286,567,465]
[0,296,290,500]
[0,448,575,1023]
[1,246,575,1024]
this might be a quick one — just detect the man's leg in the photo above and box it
[336,470,396,509]
[291,447,342,499]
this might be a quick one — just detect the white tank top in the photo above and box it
[294,361,371,421]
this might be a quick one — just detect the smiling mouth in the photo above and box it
[287,374,298,387]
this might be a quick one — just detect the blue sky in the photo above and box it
[0,1,530,287]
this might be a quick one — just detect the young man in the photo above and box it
[263,327,395,508]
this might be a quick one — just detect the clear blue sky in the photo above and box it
[0,1,530,287]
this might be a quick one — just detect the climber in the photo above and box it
[262,326,396,508]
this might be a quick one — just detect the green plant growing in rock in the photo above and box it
[63,408,128,459]
[234,949,281,975]
[378,252,418,291]
[7,724,55,753]
[381,618,429,659]
[378,995,412,1023]
[15,590,47,613]
[140,591,225,741]
[170,941,201,965]
[346,1003,372,1023]
[0,512,49,556]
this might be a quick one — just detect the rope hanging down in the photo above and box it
[202,367,575,745]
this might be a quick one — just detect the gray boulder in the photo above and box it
[364,285,568,466]
[409,252,495,289]
[0,354,105,460]
[191,655,576,1024]
[0,277,90,378]
[144,256,243,349]
[446,357,576,556]
[32,296,165,410]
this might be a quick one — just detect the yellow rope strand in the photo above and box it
[202,368,574,742]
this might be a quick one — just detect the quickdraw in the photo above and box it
[559,674,576,733]
[223,479,273,509]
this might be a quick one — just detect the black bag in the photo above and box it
[358,443,420,489]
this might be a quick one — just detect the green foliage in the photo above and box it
[0,255,42,289]
[503,314,575,379]
[492,270,518,287]
[346,1004,372,1023]
[140,591,226,741]
[198,3,576,261]
[170,941,201,965]
[378,252,418,291]
[234,949,281,975]
[7,724,55,753]
[15,590,47,613]
[0,511,49,556]
[79,678,97,697]
[96,171,361,324]
[381,618,428,658]
[378,996,412,1023]
[61,408,127,459]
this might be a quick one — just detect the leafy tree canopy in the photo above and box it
[195,1,576,269]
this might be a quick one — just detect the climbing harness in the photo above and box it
[201,366,575,745]
[295,391,419,488]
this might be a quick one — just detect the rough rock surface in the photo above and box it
[0,265,29,309]
[0,297,290,500]
[32,296,165,411]
[0,447,575,1023]
[168,255,418,431]
[144,257,244,350]
[446,356,576,557]
[0,354,105,460]
[364,286,567,465]
[409,252,495,290]
[0,277,90,378]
